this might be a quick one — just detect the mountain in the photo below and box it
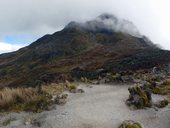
[0,13,170,87]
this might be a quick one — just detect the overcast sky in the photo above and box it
[0,0,170,53]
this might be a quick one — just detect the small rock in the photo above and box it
[87,85,93,88]
[91,80,99,85]
[32,120,41,127]
[24,118,33,125]
[89,86,93,88]
[99,79,106,84]
[77,89,85,93]
[69,89,77,93]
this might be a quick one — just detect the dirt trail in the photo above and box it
[0,84,170,128]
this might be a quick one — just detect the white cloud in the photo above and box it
[0,42,25,54]
[0,0,170,49]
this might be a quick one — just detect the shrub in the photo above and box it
[126,86,152,109]
[144,84,169,95]
[119,120,142,128]
[54,94,68,105]
[69,84,77,90]
[152,87,169,95]
[159,99,169,108]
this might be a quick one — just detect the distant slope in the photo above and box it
[0,14,170,87]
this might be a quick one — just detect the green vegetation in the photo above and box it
[105,73,122,82]
[144,84,170,95]
[127,86,152,109]
[159,99,169,108]
[119,120,142,128]
[152,87,169,95]
[69,84,77,90]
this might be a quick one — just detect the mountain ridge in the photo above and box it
[0,13,170,87]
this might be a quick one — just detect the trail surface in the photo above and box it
[0,84,170,128]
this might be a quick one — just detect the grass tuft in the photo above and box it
[159,99,169,108]
[119,120,142,128]
[0,87,52,112]
[163,78,170,85]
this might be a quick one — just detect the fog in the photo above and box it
[0,0,170,53]
[66,13,141,37]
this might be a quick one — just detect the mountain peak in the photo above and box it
[65,13,141,37]
[97,13,117,20]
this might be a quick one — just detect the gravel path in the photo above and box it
[0,84,170,128]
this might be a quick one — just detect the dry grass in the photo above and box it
[0,81,77,112]
[41,81,77,95]
[163,78,170,85]
[0,87,52,112]
[65,81,78,91]
[0,87,39,107]
[41,83,65,95]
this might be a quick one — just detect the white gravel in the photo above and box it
[0,84,170,128]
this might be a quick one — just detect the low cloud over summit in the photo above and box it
[66,13,141,37]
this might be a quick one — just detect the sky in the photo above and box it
[0,0,170,53]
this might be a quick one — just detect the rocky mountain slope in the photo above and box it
[0,14,170,87]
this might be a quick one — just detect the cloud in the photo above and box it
[0,0,170,49]
[0,42,25,54]
[66,13,141,37]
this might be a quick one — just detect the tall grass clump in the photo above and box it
[0,87,52,112]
